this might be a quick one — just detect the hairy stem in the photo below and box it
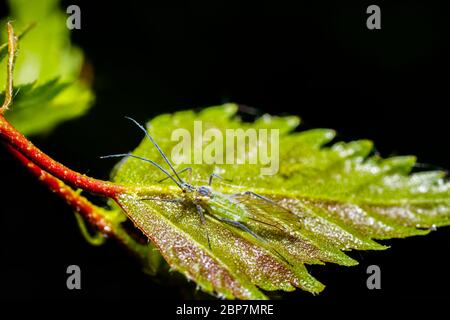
[0,22,162,274]
[0,22,125,197]
[0,115,126,197]
[6,145,154,264]
[7,145,114,232]
[0,22,16,113]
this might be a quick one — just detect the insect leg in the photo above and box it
[158,167,192,183]
[196,204,211,249]
[208,173,232,186]
[124,117,184,183]
[215,217,264,241]
[100,153,183,189]
[247,217,285,233]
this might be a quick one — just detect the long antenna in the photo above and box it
[100,153,183,189]
[124,117,183,183]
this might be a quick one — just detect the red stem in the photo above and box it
[0,115,126,197]
[6,145,114,235]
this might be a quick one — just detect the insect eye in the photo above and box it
[198,186,211,196]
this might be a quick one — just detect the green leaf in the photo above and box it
[111,104,450,299]
[2,79,93,135]
[0,0,94,135]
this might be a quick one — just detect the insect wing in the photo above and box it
[232,193,302,233]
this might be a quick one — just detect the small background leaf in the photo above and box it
[0,0,94,135]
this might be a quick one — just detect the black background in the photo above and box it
[0,0,449,302]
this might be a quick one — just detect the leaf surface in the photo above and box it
[111,104,449,299]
